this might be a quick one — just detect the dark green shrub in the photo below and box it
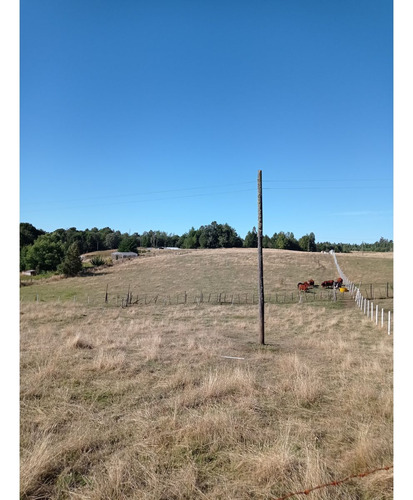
[90,255,106,266]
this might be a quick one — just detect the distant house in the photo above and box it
[22,270,36,276]
[111,252,138,261]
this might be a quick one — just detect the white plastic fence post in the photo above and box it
[388,311,391,335]
[381,308,384,327]
[376,305,378,325]
[371,302,374,320]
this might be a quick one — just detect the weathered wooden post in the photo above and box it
[257,170,265,345]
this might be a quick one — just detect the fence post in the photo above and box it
[381,308,384,328]
[376,304,378,325]
[388,311,391,335]
[371,301,374,320]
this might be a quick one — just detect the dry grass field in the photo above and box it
[21,248,387,304]
[20,249,393,499]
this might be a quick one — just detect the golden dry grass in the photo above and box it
[20,249,393,499]
[335,252,393,285]
[20,248,351,304]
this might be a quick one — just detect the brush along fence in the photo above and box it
[331,251,393,335]
[117,290,352,307]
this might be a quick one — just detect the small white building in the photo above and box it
[22,270,36,276]
[111,252,138,261]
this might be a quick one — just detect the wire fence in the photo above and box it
[331,251,393,335]
[24,287,362,308]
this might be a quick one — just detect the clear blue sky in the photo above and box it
[19,0,393,244]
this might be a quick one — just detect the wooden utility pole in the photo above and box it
[257,170,265,345]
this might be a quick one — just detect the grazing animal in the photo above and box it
[308,279,314,287]
[321,280,334,288]
[298,283,309,292]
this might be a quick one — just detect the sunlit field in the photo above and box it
[20,249,393,499]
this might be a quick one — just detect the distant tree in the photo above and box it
[84,229,103,252]
[152,230,168,248]
[298,234,310,252]
[65,228,86,253]
[50,228,67,244]
[104,231,122,250]
[316,241,332,252]
[375,237,393,252]
[262,235,272,248]
[298,232,316,252]
[59,242,83,277]
[244,227,258,248]
[98,227,114,248]
[20,222,45,249]
[180,228,199,249]
[166,234,180,247]
[198,222,219,248]
[284,232,300,251]
[275,231,288,249]
[24,235,64,273]
[20,245,30,271]
[218,223,243,248]
[308,232,316,252]
[140,231,152,248]
[118,235,139,253]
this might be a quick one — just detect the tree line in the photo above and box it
[20,221,393,275]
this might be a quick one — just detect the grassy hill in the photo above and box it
[20,249,393,499]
